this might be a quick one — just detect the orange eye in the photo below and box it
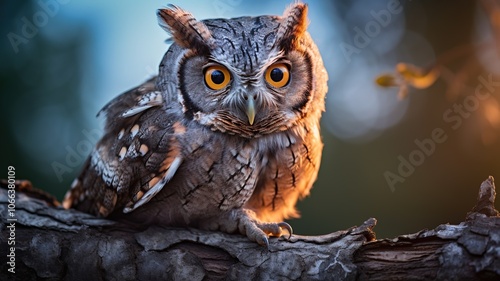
[204,65,231,90]
[265,63,290,88]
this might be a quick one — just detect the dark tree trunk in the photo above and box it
[1,177,499,280]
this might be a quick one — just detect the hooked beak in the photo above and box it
[246,98,256,126]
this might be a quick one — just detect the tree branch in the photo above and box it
[1,177,499,280]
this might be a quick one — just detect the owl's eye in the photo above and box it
[204,65,231,90]
[265,63,290,88]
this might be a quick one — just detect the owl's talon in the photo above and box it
[263,236,270,249]
[278,222,293,239]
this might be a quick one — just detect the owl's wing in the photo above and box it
[63,78,184,217]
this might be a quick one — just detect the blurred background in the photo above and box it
[1,0,499,239]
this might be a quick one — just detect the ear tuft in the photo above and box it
[274,3,309,51]
[157,5,214,53]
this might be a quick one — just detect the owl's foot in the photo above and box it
[256,221,293,248]
[199,209,293,247]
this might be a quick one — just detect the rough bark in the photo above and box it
[0,177,499,280]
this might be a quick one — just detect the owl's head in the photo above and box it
[157,3,328,138]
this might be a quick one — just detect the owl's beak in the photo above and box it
[246,98,256,126]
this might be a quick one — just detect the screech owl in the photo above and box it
[62,3,328,246]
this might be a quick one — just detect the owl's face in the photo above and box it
[157,4,327,138]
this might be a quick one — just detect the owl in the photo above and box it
[63,3,328,246]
